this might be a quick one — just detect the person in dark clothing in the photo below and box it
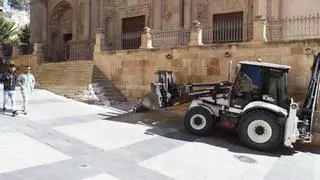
[1,63,18,115]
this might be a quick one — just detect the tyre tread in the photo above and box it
[238,110,283,151]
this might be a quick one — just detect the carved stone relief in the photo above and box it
[105,0,114,7]
[122,5,150,17]
[208,0,244,14]
[78,2,84,36]
[196,2,209,22]
[116,0,127,7]
[127,0,138,6]
[208,0,225,12]
[163,0,173,21]
[105,8,116,20]
[226,0,241,10]
[138,0,151,6]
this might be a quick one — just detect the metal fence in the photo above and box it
[152,28,190,47]
[202,22,253,44]
[68,39,94,60]
[19,44,34,55]
[43,39,94,61]
[267,14,320,41]
[104,31,141,51]
[121,31,141,49]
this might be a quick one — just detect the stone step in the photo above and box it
[96,91,125,99]
[91,74,108,79]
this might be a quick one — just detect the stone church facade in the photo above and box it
[30,0,320,61]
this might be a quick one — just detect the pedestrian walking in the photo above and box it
[1,63,18,116]
[17,65,35,115]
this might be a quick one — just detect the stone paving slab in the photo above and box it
[83,174,120,180]
[0,132,71,174]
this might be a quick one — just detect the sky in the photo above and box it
[0,0,30,28]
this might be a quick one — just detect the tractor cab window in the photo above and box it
[231,64,262,108]
[262,68,288,105]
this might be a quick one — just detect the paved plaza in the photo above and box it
[0,86,320,180]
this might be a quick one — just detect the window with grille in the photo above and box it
[212,12,243,43]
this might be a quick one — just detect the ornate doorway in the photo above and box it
[48,1,73,61]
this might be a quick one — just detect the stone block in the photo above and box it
[129,90,145,98]
[189,75,202,82]
[235,49,255,57]
[209,58,220,66]
[169,59,179,67]
[207,66,220,76]
[310,132,320,147]
[291,46,304,55]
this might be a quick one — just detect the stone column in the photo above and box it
[84,1,91,39]
[72,2,78,41]
[191,0,196,21]
[99,0,104,30]
[11,46,20,58]
[254,0,267,18]
[188,21,203,46]
[30,0,44,44]
[94,28,105,52]
[140,27,153,49]
[42,1,48,42]
[33,43,41,55]
[33,42,43,63]
[252,16,266,42]
[184,0,192,28]
[153,0,162,29]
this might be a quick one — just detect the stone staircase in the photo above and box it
[31,60,93,100]
[91,65,127,105]
[22,60,133,110]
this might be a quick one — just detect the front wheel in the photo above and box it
[184,107,214,136]
[238,110,283,151]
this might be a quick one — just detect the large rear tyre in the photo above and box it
[184,107,214,136]
[238,110,283,151]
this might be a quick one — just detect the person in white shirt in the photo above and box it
[17,65,35,115]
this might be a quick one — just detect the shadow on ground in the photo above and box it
[96,109,320,158]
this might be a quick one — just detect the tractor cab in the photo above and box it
[229,61,291,110]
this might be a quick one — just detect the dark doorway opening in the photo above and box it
[121,15,145,49]
[63,33,72,43]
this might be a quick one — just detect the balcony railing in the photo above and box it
[267,14,320,41]
[202,22,253,44]
[152,28,190,48]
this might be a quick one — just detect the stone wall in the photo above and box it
[13,56,93,90]
[94,40,320,100]
[282,0,320,17]
[32,61,93,88]
[13,55,39,71]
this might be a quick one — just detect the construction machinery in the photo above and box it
[133,54,320,151]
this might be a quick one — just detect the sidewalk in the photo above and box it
[0,85,320,180]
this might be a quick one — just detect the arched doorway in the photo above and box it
[49,1,73,61]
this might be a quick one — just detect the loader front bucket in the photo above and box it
[132,83,163,112]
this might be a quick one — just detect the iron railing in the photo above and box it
[42,39,94,61]
[121,31,141,50]
[19,44,34,55]
[68,39,94,60]
[202,22,253,44]
[152,28,190,47]
[267,14,320,41]
[104,31,141,51]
